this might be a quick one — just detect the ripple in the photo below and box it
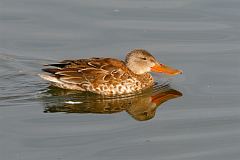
[0,52,52,106]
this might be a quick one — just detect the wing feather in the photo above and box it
[42,58,132,86]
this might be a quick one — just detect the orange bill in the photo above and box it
[150,63,182,75]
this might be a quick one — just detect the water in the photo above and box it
[1,0,240,159]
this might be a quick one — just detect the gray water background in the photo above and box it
[1,0,240,159]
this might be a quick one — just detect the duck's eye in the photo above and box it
[140,57,147,60]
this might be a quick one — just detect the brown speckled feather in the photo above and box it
[42,57,154,95]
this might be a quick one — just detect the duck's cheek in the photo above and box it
[141,65,152,73]
[147,67,152,72]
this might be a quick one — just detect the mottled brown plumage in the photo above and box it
[39,49,182,95]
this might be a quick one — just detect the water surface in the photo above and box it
[1,0,240,160]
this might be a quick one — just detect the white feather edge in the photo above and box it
[38,73,62,83]
[64,101,83,104]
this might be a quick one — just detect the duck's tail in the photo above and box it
[38,73,62,84]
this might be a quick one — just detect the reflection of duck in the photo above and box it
[43,85,182,121]
[39,49,182,95]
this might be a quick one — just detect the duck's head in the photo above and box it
[125,49,182,75]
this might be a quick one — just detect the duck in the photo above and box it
[39,49,182,95]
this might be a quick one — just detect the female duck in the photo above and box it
[39,49,182,95]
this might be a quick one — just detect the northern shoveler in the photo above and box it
[39,49,182,95]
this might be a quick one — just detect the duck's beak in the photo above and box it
[150,63,182,75]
